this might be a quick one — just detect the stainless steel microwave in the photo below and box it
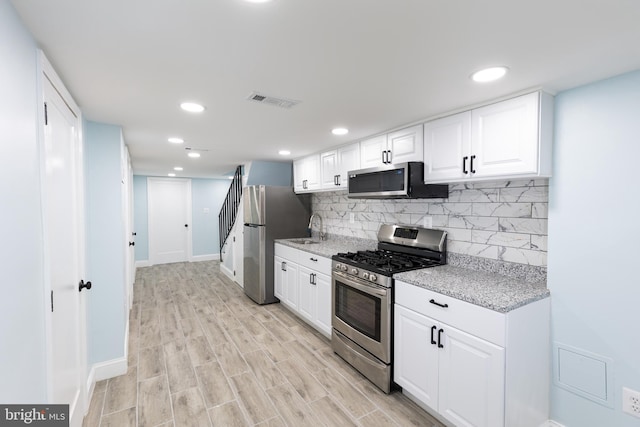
[347,162,448,199]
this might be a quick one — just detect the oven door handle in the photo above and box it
[333,272,388,297]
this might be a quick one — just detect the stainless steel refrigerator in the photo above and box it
[243,185,310,304]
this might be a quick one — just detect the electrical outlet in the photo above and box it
[349,213,355,224]
[623,387,640,418]
[423,216,433,228]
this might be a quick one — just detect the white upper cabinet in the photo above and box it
[360,125,424,168]
[424,111,471,182]
[337,143,360,186]
[319,142,360,190]
[387,125,424,165]
[293,154,320,193]
[424,91,553,183]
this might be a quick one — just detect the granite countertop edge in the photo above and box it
[394,266,550,313]
[275,237,549,313]
[274,235,377,258]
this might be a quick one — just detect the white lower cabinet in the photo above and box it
[274,244,332,337]
[394,281,550,427]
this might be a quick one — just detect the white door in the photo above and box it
[314,272,332,336]
[387,124,424,164]
[320,150,338,189]
[438,326,505,427]
[123,148,135,307]
[297,266,316,322]
[424,112,472,182]
[148,178,191,265]
[360,134,388,168]
[471,92,539,178]
[337,143,360,187]
[43,70,85,427]
[394,305,439,413]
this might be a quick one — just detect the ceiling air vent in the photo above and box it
[246,92,301,109]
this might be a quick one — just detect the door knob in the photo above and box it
[129,241,135,246]
[79,280,92,292]
[184,224,189,228]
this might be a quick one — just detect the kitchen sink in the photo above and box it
[289,238,321,245]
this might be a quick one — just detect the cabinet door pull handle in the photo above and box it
[382,151,387,164]
[429,299,449,308]
[281,262,286,271]
[387,150,392,164]
[462,156,468,174]
[336,175,340,186]
[470,155,476,173]
[430,325,437,345]
[437,328,444,348]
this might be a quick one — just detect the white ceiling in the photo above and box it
[11,0,640,178]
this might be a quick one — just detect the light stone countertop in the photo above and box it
[275,236,549,313]
[394,265,549,313]
[274,235,377,259]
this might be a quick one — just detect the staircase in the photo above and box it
[218,165,243,261]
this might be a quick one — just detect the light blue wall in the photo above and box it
[0,0,47,403]
[133,175,149,261]
[548,70,640,426]
[192,178,231,256]
[246,160,292,186]
[133,176,231,260]
[84,121,127,364]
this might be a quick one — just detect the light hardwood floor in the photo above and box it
[83,261,445,427]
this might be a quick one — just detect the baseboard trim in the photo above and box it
[191,253,220,262]
[542,421,567,427]
[135,260,151,268]
[220,263,234,281]
[91,356,128,382]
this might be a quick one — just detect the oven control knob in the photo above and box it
[340,264,348,271]
[351,268,359,275]
[335,263,341,270]
[362,272,369,280]
[369,274,377,282]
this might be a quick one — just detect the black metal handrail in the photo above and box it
[218,165,243,261]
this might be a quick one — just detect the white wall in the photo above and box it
[548,70,640,426]
[0,0,47,403]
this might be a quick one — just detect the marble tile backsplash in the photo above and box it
[311,179,549,267]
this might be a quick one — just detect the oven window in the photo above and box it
[335,280,381,341]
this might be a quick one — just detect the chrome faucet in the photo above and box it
[308,213,326,241]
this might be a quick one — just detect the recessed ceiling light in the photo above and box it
[180,102,205,113]
[278,150,291,156]
[168,173,176,177]
[188,152,201,158]
[471,66,509,83]
[168,137,184,144]
[174,167,183,171]
[332,127,349,136]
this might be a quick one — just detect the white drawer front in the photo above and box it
[395,280,506,347]
[298,253,331,275]
[274,243,299,263]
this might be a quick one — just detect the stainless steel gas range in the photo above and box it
[331,224,447,393]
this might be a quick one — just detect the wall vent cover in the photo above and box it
[246,92,301,109]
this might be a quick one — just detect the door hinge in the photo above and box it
[44,102,48,125]
[50,290,54,312]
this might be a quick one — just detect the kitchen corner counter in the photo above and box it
[275,235,377,259]
[394,265,549,313]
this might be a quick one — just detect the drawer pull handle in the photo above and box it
[429,299,449,308]
[430,325,437,345]
[310,257,318,262]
